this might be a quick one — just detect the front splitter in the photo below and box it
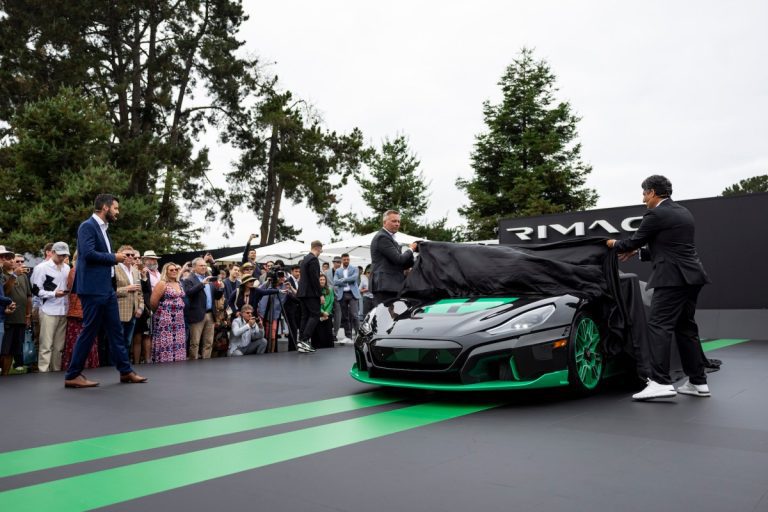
[350,364,570,391]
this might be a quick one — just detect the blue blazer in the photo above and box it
[333,265,361,301]
[73,216,117,296]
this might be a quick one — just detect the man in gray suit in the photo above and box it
[370,210,418,306]
[333,253,361,343]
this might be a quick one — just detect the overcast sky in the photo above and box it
[195,0,768,249]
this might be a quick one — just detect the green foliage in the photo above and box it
[457,48,597,240]
[0,0,258,250]
[722,174,768,196]
[221,89,368,244]
[346,135,460,241]
[0,89,185,254]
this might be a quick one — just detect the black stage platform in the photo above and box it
[1,340,767,512]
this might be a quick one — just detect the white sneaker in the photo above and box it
[677,379,711,397]
[632,379,677,400]
[297,341,315,353]
[337,337,353,345]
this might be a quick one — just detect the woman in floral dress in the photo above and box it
[149,263,186,363]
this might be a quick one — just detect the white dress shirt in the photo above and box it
[31,259,70,316]
[91,213,114,277]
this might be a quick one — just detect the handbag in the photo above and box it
[23,327,37,365]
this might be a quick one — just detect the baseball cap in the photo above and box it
[52,241,71,256]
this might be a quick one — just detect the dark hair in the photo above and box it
[94,194,119,211]
[641,175,672,198]
[341,253,349,258]
[43,242,54,254]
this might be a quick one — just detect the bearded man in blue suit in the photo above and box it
[64,194,147,388]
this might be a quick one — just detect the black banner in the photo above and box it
[499,192,768,309]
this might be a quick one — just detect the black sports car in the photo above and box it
[350,238,650,393]
[351,293,610,393]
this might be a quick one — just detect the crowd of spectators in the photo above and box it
[0,236,373,379]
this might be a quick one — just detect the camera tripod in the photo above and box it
[262,291,299,352]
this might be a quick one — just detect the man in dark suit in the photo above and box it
[370,210,418,306]
[607,175,711,400]
[282,265,301,352]
[182,255,223,359]
[64,194,147,388]
[297,240,323,353]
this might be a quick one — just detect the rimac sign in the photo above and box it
[504,216,644,241]
[497,193,768,310]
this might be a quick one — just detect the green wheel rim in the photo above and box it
[573,317,603,389]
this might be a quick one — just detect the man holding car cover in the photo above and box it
[607,175,711,401]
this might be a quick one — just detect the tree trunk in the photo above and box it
[159,2,210,228]
[130,7,142,138]
[260,124,278,242]
[268,182,284,244]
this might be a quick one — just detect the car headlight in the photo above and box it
[486,305,556,335]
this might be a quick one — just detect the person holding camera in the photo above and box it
[228,305,267,356]
[181,255,223,359]
[257,266,293,352]
[242,234,258,266]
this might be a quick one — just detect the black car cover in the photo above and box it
[400,238,647,375]
[401,238,719,380]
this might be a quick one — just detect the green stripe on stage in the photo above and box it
[0,401,500,511]
[701,338,750,352]
[0,392,400,479]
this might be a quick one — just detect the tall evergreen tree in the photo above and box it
[0,0,259,250]
[0,89,166,254]
[221,89,368,244]
[722,174,768,196]
[457,48,597,240]
[347,135,458,241]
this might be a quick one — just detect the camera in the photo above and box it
[265,267,285,288]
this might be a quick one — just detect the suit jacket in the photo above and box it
[333,265,361,300]
[182,273,224,324]
[115,264,145,322]
[73,216,117,296]
[370,229,414,294]
[297,253,321,298]
[614,199,710,289]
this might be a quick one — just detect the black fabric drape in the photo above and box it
[400,238,652,375]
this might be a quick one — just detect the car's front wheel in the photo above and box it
[567,312,604,394]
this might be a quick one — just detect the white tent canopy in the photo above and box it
[216,240,309,264]
[216,240,368,267]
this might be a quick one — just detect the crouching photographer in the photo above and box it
[228,305,267,356]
